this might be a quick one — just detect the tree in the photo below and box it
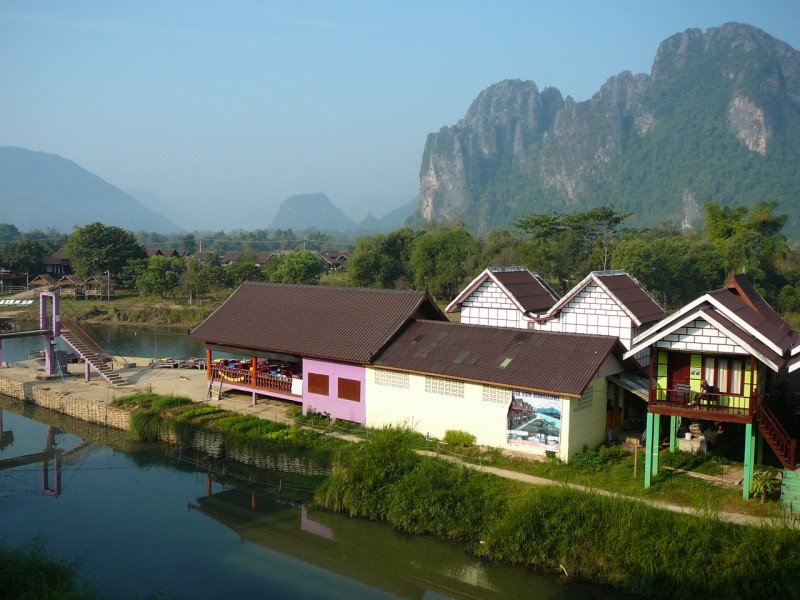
[0,239,46,276]
[515,206,630,293]
[410,226,473,299]
[0,223,21,243]
[64,222,146,276]
[270,251,326,285]
[347,227,421,289]
[134,256,185,298]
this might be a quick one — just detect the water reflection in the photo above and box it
[0,400,629,600]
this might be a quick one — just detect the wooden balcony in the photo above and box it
[210,365,301,397]
[649,387,757,424]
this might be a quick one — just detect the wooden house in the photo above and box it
[624,273,798,498]
[55,275,86,298]
[83,274,115,299]
[29,274,56,290]
[42,248,72,276]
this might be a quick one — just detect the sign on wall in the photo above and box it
[507,390,562,451]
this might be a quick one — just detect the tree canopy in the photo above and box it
[64,222,147,277]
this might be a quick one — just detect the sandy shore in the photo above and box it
[0,356,294,423]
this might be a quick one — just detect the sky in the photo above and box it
[2,1,800,232]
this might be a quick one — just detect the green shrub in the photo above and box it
[129,410,163,442]
[443,429,477,447]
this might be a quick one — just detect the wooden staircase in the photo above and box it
[60,326,128,388]
[756,401,797,471]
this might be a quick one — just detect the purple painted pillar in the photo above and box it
[40,292,61,375]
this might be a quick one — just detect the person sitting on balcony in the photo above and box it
[696,379,717,406]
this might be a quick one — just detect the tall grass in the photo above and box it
[315,426,800,599]
[0,539,104,600]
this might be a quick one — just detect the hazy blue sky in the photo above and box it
[2,1,799,231]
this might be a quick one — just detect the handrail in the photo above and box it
[757,401,797,470]
[61,317,114,363]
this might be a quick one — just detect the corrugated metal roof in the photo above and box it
[595,272,668,325]
[708,283,793,353]
[697,308,784,369]
[189,282,446,363]
[373,320,620,396]
[492,269,559,313]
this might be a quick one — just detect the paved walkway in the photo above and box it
[1,357,795,528]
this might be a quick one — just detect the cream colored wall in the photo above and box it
[365,369,510,447]
[366,368,608,462]
[562,377,609,459]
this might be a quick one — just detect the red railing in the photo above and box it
[757,401,797,470]
[650,387,754,418]
[210,365,294,395]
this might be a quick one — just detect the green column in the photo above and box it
[644,412,654,489]
[651,414,661,475]
[669,416,678,453]
[743,423,756,500]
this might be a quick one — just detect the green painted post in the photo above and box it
[756,432,763,466]
[644,412,654,489]
[743,423,756,500]
[669,415,678,453]
[652,414,661,475]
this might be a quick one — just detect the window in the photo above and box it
[308,373,329,396]
[338,377,361,402]
[375,370,409,389]
[703,356,745,395]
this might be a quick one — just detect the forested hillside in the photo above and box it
[420,23,800,239]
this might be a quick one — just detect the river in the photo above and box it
[0,401,628,599]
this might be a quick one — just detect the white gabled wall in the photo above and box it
[535,284,635,349]
[460,280,525,329]
[655,318,749,354]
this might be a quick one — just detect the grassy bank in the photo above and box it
[113,392,348,468]
[0,540,106,600]
[314,427,800,599]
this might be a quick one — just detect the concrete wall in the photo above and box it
[654,318,749,354]
[302,357,366,424]
[365,368,612,462]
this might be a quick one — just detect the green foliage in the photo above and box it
[129,410,163,442]
[0,238,46,275]
[443,429,477,447]
[515,206,631,293]
[347,227,421,288]
[64,221,146,277]
[750,470,779,503]
[0,539,103,600]
[570,444,629,471]
[410,225,474,298]
[268,250,327,284]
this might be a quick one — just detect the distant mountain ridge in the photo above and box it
[270,192,417,233]
[420,23,800,238]
[0,147,181,233]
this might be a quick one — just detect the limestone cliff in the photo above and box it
[419,23,800,238]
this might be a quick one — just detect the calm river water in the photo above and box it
[1,323,631,599]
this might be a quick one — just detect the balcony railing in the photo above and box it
[650,386,755,418]
[211,365,297,396]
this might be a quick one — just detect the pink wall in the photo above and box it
[302,357,366,424]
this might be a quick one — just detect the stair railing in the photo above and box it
[756,399,797,470]
[61,316,115,365]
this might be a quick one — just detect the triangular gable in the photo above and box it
[445,267,557,315]
[543,271,665,326]
[627,289,789,359]
[624,306,784,371]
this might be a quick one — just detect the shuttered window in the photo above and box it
[308,373,329,396]
[338,377,361,402]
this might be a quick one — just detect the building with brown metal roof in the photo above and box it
[445,267,559,328]
[189,282,447,424]
[530,271,668,352]
[368,320,628,461]
[624,272,798,498]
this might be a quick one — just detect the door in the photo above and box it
[667,352,692,402]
